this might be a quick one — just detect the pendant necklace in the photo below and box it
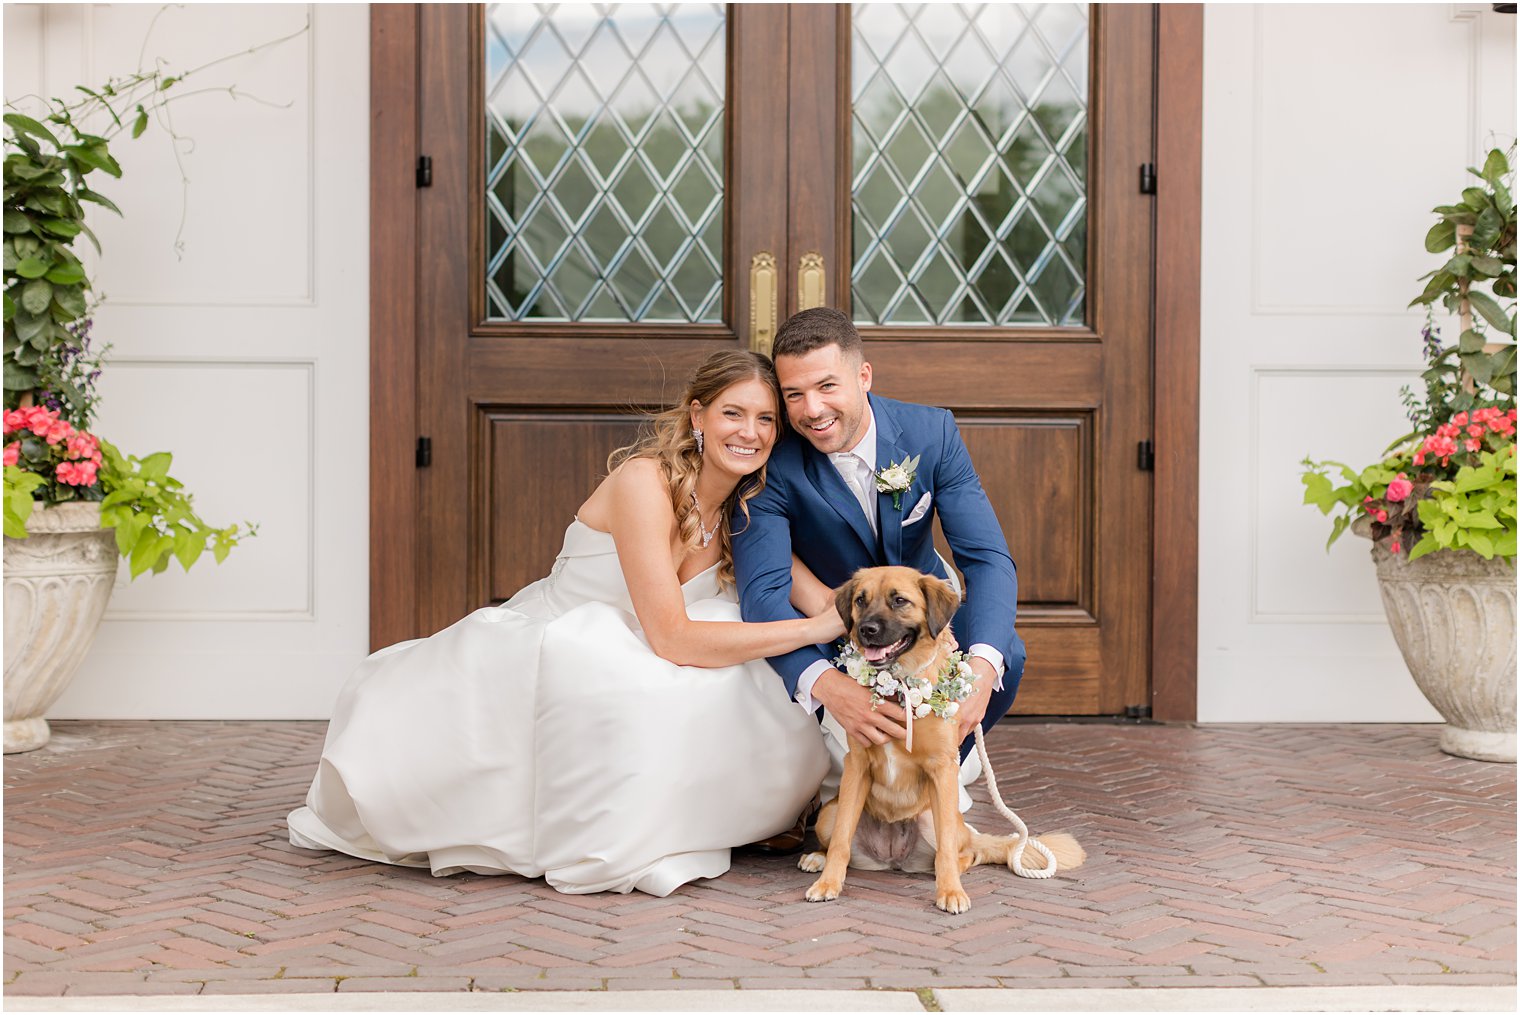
[691,493,718,548]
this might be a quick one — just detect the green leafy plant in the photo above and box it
[99,440,251,578]
[1303,146,1517,563]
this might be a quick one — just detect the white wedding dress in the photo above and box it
[287,519,829,897]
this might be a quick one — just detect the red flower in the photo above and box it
[1464,438,1482,453]
[1467,424,1486,438]
[3,442,17,467]
[1453,411,1469,427]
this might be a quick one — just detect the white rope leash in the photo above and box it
[972,724,1057,879]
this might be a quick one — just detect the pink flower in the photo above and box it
[3,442,17,467]
[1390,541,1402,554]
[3,410,23,435]
[1375,509,1388,523]
[1386,477,1413,502]
[65,433,98,461]
[1413,451,1426,466]
[1453,411,1469,427]
[25,407,56,436]
[56,460,98,487]
[44,419,74,446]
[1467,424,1486,438]
[1464,438,1482,453]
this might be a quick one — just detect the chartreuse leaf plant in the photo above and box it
[1303,146,1517,563]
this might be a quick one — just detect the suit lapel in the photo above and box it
[802,445,878,557]
[872,395,908,565]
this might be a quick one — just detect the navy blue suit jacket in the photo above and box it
[732,393,1025,700]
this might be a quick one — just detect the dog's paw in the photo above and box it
[798,852,826,873]
[935,888,971,914]
[805,877,842,902]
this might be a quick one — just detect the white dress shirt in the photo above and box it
[793,407,1005,713]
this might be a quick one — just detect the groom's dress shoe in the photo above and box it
[740,795,820,856]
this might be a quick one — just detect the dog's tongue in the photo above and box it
[860,639,904,664]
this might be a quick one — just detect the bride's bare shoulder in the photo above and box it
[580,457,671,530]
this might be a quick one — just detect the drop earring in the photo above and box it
[693,428,704,455]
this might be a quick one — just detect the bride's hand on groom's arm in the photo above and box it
[814,669,907,747]
[808,606,845,645]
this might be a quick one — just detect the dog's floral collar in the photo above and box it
[874,454,920,510]
[834,642,976,720]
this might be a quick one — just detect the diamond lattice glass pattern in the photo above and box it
[485,4,725,322]
[852,4,1089,327]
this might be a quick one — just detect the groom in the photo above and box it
[733,307,1025,800]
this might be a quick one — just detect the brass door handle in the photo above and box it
[798,252,826,311]
[750,252,777,356]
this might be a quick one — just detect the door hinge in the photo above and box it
[416,436,432,468]
[1139,162,1156,194]
[1137,439,1154,471]
[416,155,432,188]
[1125,704,1152,720]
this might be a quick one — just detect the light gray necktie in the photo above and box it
[843,454,877,534]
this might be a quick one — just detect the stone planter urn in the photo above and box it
[1363,524,1517,762]
[3,501,117,753]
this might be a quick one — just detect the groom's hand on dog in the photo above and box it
[956,656,998,742]
[814,669,907,747]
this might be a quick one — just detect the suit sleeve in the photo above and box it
[732,473,830,698]
[932,411,1022,674]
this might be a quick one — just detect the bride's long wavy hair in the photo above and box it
[607,350,782,591]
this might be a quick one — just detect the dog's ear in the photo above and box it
[834,575,859,634]
[920,574,961,637]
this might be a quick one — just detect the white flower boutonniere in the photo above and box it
[874,454,920,510]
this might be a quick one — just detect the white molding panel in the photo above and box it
[5,5,371,719]
[1199,4,1514,723]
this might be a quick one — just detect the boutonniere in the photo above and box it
[874,454,920,510]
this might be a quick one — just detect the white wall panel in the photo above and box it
[1251,6,1482,316]
[1198,3,1515,723]
[96,360,314,619]
[84,5,315,306]
[4,4,370,719]
[1253,368,1421,622]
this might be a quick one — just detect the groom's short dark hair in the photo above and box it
[772,307,863,362]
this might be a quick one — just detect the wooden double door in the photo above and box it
[403,3,1156,715]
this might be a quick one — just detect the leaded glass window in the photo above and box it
[851,3,1090,326]
[485,4,725,323]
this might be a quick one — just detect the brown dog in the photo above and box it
[801,566,1085,913]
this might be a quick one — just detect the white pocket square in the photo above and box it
[902,491,932,526]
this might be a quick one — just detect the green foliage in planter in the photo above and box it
[97,440,254,578]
[1413,448,1518,561]
[2,463,44,539]
[1303,146,1518,561]
[2,110,119,396]
[1407,146,1518,406]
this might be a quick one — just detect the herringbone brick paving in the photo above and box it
[3,721,1513,997]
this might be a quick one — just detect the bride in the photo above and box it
[287,351,838,897]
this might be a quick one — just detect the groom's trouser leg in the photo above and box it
[958,673,1020,763]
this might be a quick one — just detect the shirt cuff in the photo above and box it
[795,660,832,714]
[968,644,1005,692]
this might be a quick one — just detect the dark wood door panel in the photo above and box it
[1014,627,1101,714]
[482,411,644,603]
[861,341,1104,409]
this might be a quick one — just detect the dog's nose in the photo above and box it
[858,620,883,641]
